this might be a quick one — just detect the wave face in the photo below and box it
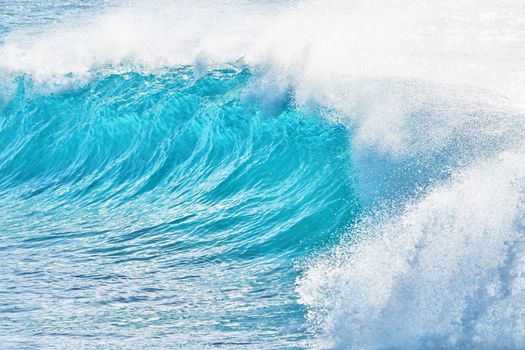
[1,0,525,349]
[0,69,358,348]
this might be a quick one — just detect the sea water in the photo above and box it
[1,1,525,349]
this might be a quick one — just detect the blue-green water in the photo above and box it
[2,1,525,349]
[0,67,359,347]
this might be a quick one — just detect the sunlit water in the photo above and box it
[1,1,525,349]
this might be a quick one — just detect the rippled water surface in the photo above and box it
[0,68,358,347]
[2,1,525,349]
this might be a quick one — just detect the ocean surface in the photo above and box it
[1,1,525,349]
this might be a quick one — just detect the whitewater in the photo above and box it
[1,0,525,349]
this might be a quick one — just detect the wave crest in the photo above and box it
[298,146,525,349]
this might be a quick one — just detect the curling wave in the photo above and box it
[0,68,357,348]
[1,0,525,349]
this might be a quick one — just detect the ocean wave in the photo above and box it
[0,68,357,347]
[297,146,525,349]
[1,0,525,348]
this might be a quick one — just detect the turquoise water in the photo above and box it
[2,1,525,349]
[0,68,359,347]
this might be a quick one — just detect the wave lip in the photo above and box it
[2,0,525,105]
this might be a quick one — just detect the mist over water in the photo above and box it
[1,0,525,349]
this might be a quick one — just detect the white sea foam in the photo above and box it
[1,0,524,103]
[297,146,525,349]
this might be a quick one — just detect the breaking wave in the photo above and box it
[1,0,525,348]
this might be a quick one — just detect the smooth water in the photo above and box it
[1,1,525,349]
